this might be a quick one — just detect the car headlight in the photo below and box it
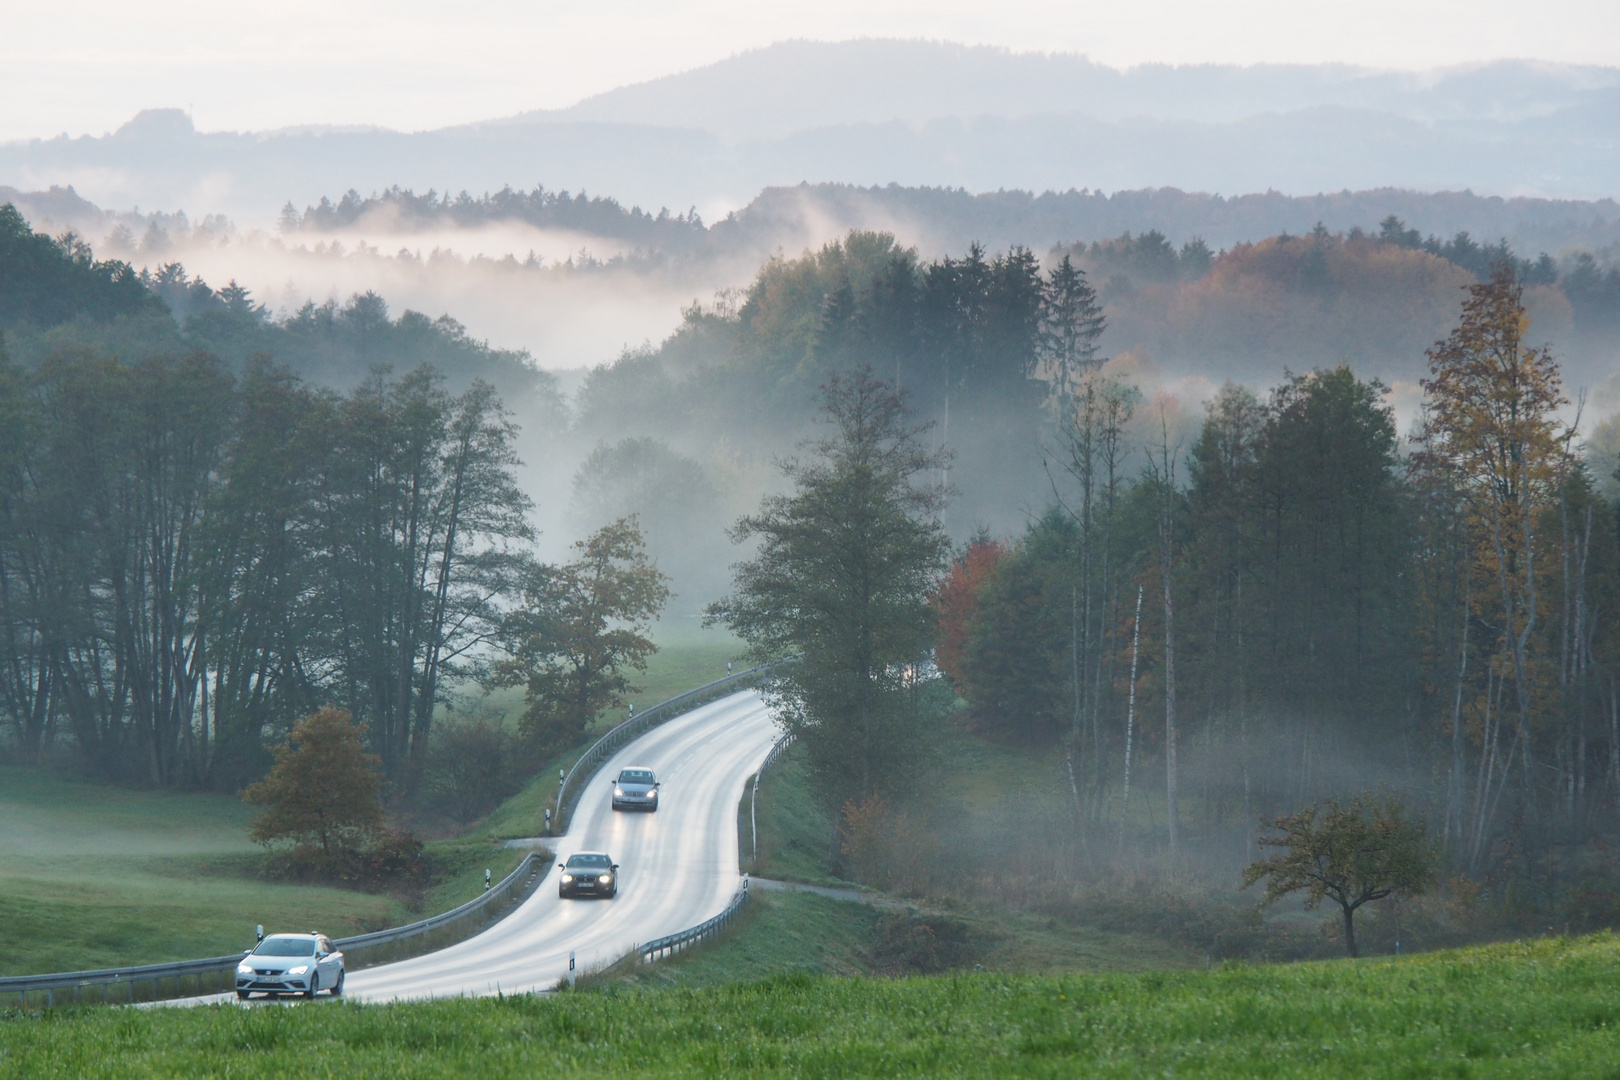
[237,962,253,973]
[615,787,623,796]
[561,873,574,883]
[287,965,308,976]
[598,874,612,884]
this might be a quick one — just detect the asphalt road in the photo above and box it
[340,689,778,1001]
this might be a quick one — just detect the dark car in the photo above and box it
[235,932,344,999]
[611,766,660,811]
[559,852,619,898]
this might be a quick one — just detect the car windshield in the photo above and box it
[620,770,654,784]
[567,854,612,869]
[254,936,316,957]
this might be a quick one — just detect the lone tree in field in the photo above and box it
[1242,794,1433,957]
[242,707,386,866]
[497,516,670,750]
[708,368,951,818]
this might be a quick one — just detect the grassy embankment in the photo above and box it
[0,624,744,976]
[7,934,1620,1077]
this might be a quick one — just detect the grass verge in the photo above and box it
[8,934,1620,1076]
[746,745,844,886]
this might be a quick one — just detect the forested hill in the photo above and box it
[259,182,1620,266]
[0,202,563,417]
[721,184,1620,266]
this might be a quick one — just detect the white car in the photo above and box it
[236,932,345,999]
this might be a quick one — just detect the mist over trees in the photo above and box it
[0,201,567,416]
[282,185,707,252]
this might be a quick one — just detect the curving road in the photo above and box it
[344,689,777,1001]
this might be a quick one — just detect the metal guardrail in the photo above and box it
[335,850,546,960]
[0,850,547,1008]
[749,733,795,866]
[637,877,750,963]
[550,660,782,835]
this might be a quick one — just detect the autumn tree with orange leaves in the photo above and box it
[933,534,1008,688]
[1414,262,1571,858]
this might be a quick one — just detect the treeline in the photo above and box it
[0,352,529,791]
[937,266,1620,895]
[282,185,707,249]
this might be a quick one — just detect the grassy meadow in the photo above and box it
[0,765,412,975]
[6,934,1620,1077]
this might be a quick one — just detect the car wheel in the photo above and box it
[330,970,344,997]
[236,989,250,1000]
[304,973,319,999]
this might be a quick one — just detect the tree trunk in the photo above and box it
[1164,543,1179,862]
[1341,903,1359,958]
[1120,585,1143,850]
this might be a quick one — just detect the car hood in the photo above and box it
[245,957,312,971]
[617,783,656,794]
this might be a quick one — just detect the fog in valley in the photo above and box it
[7,173,1620,601]
[8,29,1620,977]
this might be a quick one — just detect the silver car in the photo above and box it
[611,766,660,811]
[236,932,345,999]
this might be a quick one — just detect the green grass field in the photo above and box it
[7,933,1620,1077]
[0,765,413,976]
[0,629,743,977]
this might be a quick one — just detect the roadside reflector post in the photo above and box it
[544,807,551,835]
[484,868,491,891]
[568,950,576,989]
[256,924,264,943]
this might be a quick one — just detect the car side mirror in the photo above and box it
[612,864,620,871]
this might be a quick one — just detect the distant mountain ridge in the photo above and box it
[1,40,1617,222]
[515,40,1620,138]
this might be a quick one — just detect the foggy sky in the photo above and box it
[5,0,1620,142]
